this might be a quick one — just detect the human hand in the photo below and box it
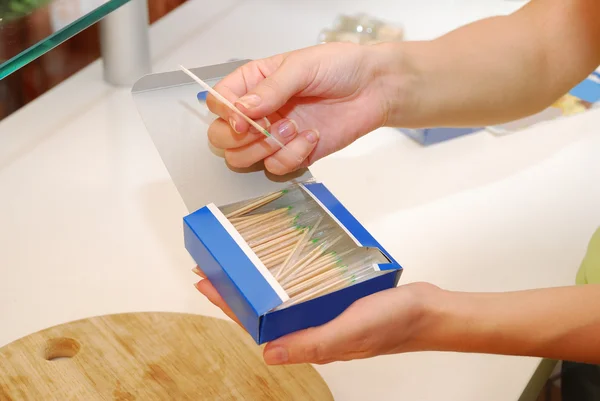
[193,266,439,365]
[192,267,243,328]
[206,42,396,175]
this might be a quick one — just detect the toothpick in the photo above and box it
[275,216,324,279]
[261,244,296,265]
[279,235,343,282]
[256,237,299,259]
[281,256,340,288]
[273,229,311,279]
[283,248,353,284]
[233,207,290,231]
[251,230,303,253]
[179,65,303,163]
[241,216,297,241]
[249,226,302,248]
[287,281,349,307]
[283,261,342,293]
[225,190,285,218]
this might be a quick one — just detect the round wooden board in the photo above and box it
[0,312,333,401]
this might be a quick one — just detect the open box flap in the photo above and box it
[133,61,404,334]
[131,60,312,213]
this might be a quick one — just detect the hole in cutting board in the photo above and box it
[44,337,81,361]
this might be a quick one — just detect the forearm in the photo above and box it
[377,0,600,128]
[416,285,600,364]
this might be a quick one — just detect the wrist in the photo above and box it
[368,41,432,128]
[403,285,488,354]
[404,284,600,364]
[412,287,547,356]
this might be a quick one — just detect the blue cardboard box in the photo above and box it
[131,60,404,345]
[182,180,402,344]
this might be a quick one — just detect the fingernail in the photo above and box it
[192,267,201,275]
[277,119,299,138]
[304,129,320,144]
[264,346,288,365]
[248,118,270,135]
[236,94,261,109]
[229,117,240,133]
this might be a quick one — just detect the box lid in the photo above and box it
[131,60,313,213]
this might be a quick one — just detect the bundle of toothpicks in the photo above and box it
[223,183,388,309]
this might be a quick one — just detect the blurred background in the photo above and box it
[0,0,187,120]
[0,2,592,400]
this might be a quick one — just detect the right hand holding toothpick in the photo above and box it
[205,42,395,175]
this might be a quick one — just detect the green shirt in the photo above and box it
[576,227,600,285]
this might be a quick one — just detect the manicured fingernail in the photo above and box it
[264,346,288,365]
[229,117,240,133]
[249,118,270,135]
[192,267,201,275]
[304,129,320,144]
[236,94,261,109]
[277,119,299,138]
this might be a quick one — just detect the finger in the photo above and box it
[224,118,300,169]
[192,266,206,279]
[206,89,252,134]
[209,116,292,150]
[264,129,320,175]
[234,58,313,121]
[231,114,272,137]
[194,279,243,328]
[262,292,385,365]
[207,57,283,134]
[208,94,272,136]
[205,63,250,118]
[205,70,255,134]
[262,314,350,365]
[208,118,264,150]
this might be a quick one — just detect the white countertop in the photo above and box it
[3,0,600,400]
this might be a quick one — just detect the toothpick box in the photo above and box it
[131,60,403,345]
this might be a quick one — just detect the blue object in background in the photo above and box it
[397,127,483,146]
[569,73,600,104]
[196,59,240,103]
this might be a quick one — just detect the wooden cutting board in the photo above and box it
[0,312,333,401]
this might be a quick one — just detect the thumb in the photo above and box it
[235,61,312,119]
[262,307,365,365]
[262,326,338,366]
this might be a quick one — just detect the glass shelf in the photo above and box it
[0,0,129,80]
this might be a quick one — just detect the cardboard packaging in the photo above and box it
[131,60,403,344]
